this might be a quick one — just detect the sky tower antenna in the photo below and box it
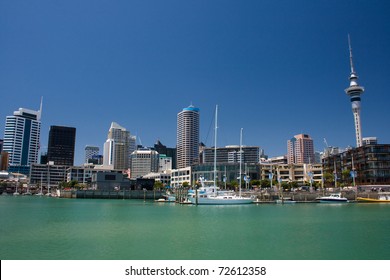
[348,34,355,74]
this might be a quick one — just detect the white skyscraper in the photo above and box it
[345,35,365,147]
[3,101,42,174]
[176,105,200,169]
[103,122,131,170]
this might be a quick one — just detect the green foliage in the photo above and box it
[260,179,270,188]
[153,181,164,190]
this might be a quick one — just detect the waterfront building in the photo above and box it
[201,145,261,164]
[260,163,323,186]
[85,145,99,164]
[143,171,171,186]
[3,102,42,175]
[287,134,315,164]
[322,144,390,186]
[91,173,154,191]
[47,126,76,166]
[103,122,131,170]
[129,148,159,179]
[91,172,130,191]
[66,165,115,186]
[171,166,191,188]
[29,163,67,189]
[176,105,200,169]
[264,155,288,164]
[345,35,365,148]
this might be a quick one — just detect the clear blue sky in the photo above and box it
[1,0,390,165]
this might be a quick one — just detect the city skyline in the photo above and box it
[1,1,390,165]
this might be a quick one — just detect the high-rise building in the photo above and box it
[103,122,131,170]
[47,126,76,166]
[345,35,365,147]
[201,145,261,164]
[129,148,159,179]
[176,105,200,169]
[85,145,99,163]
[3,103,42,174]
[154,140,177,169]
[287,134,315,164]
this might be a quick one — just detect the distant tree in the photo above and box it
[230,180,238,191]
[59,181,69,189]
[182,181,189,189]
[260,179,270,189]
[250,180,261,188]
[323,172,334,188]
[153,181,164,190]
[290,181,299,189]
[342,169,351,186]
[281,181,290,191]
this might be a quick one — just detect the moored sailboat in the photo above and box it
[188,106,254,205]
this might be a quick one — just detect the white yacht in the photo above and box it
[316,193,348,203]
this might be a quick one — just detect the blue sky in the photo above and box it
[1,0,390,165]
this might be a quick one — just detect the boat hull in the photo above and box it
[357,197,390,203]
[317,199,348,203]
[316,193,348,203]
[189,197,254,205]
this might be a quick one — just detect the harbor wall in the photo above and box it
[57,189,383,201]
[60,190,165,200]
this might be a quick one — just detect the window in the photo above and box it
[105,174,116,181]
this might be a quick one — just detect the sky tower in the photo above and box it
[345,35,365,147]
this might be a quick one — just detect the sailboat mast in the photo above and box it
[239,128,243,197]
[214,105,218,187]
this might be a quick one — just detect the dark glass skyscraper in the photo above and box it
[47,126,76,166]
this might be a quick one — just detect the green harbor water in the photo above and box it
[1,196,389,260]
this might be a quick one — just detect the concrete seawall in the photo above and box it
[60,190,165,200]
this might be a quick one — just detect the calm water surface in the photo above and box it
[1,196,389,260]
